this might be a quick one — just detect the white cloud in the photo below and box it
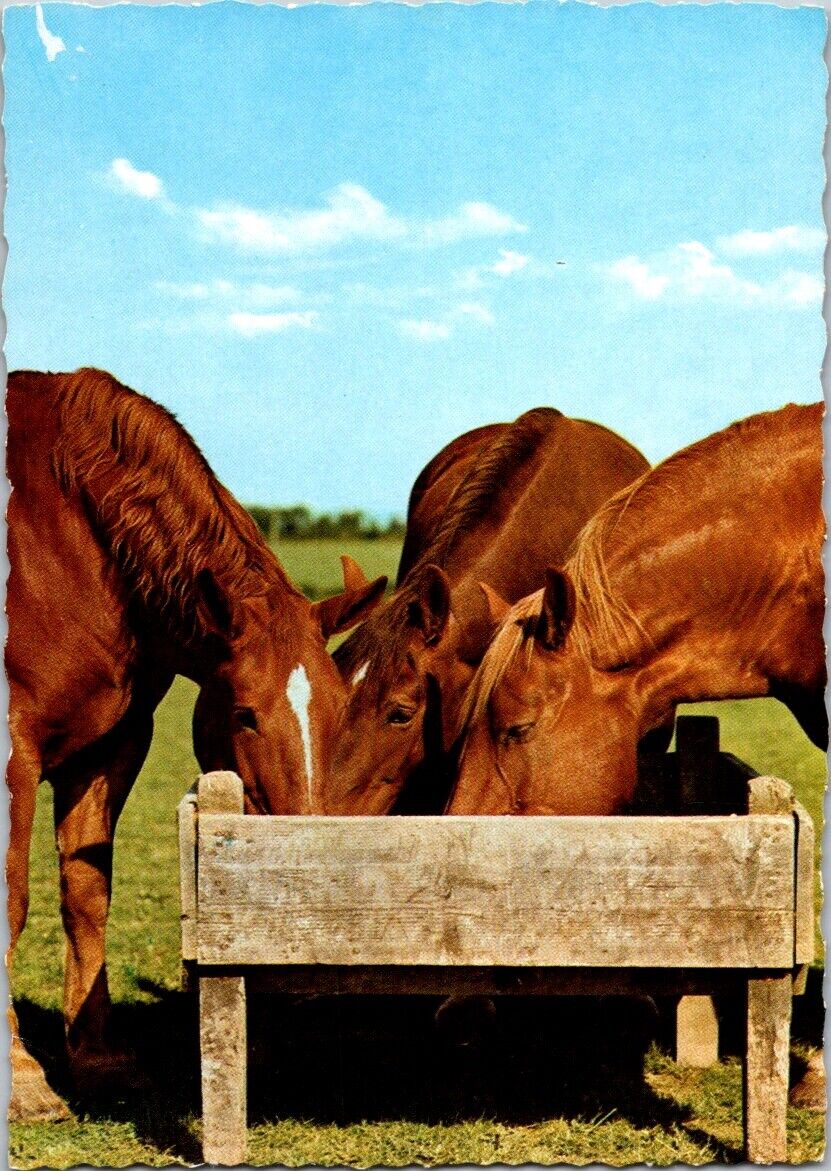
[397,301,495,342]
[199,191,525,254]
[108,158,166,201]
[156,279,300,307]
[35,5,65,62]
[604,238,822,310]
[423,202,527,246]
[667,241,759,300]
[491,249,531,276]
[769,271,824,306]
[105,165,526,260]
[227,310,319,337]
[196,183,406,254]
[458,248,533,289]
[717,225,826,257]
[606,255,671,301]
[397,319,452,342]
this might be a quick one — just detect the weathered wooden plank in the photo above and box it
[196,814,795,969]
[793,800,815,966]
[744,973,791,1163]
[178,789,198,964]
[200,974,247,1165]
[199,906,793,969]
[676,995,719,1067]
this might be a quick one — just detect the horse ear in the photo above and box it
[312,564,388,640]
[195,568,234,637]
[479,582,511,627]
[453,581,510,663]
[407,564,451,647]
[536,568,576,651]
[340,553,369,592]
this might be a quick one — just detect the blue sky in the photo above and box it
[4,2,826,515]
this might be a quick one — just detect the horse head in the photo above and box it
[193,556,387,813]
[446,570,645,816]
[325,564,490,814]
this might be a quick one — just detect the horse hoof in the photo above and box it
[790,1051,826,1112]
[9,1066,71,1123]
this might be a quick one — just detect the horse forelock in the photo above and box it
[457,589,544,736]
[336,556,462,699]
[47,368,298,641]
[456,490,652,737]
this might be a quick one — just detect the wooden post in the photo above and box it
[743,773,795,1163]
[676,714,719,811]
[200,974,247,1165]
[676,995,719,1068]
[744,974,791,1163]
[747,775,794,816]
[198,772,247,1166]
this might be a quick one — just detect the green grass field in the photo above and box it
[9,540,826,1167]
[272,537,403,599]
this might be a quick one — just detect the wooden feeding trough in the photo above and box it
[178,716,815,1165]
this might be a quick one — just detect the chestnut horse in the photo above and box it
[6,368,386,1119]
[448,402,825,815]
[326,408,649,815]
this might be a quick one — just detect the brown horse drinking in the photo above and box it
[6,368,386,1120]
[447,402,825,815]
[326,408,649,815]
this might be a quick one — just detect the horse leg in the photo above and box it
[770,682,828,751]
[52,711,153,1091]
[7,729,71,1121]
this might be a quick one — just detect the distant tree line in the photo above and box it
[246,504,407,542]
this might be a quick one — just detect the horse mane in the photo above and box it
[418,408,563,570]
[334,408,562,681]
[46,367,298,638]
[457,403,818,734]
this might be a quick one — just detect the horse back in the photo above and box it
[446,412,649,605]
[397,423,507,583]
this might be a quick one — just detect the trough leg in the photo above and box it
[744,974,791,1164]
[200,973,247,1165]
[676,996,719,1067]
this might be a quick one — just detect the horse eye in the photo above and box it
[387,706,415,726]
[234,706,259,733]
[500,722,534,748]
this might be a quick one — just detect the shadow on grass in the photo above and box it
[15,968,824,1163]
[14,984,202,1163]
[247,993,690,1126]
